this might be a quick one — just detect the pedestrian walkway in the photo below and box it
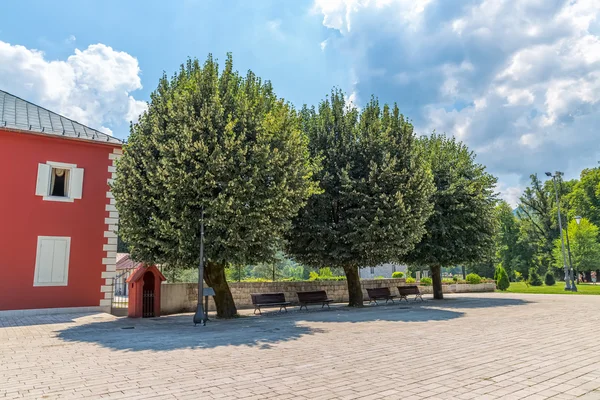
[1,293,600,399]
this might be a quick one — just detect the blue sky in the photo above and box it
[2,0,600,205]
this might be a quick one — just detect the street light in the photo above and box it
[193,206,207,326]
[575,216,582,225]
[546,171,572,291]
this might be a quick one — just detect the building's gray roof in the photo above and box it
[0,89,122,145]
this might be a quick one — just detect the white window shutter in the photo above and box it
[70,168,84,199]
[34,237,70,286]
[35,163,51,196]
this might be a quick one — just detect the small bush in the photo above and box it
[420,277,432,286]
[495,265,510,291]
[452,275,459,282]
[442,278,454,284]
[528,268,543,286]
[406,277,416,283]
[374,276,385,279]
[465,273,482,285]
[391,271,404,278]
[515,271,523,282]
[544,272,556,286]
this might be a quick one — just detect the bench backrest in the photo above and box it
[366,287,392,297]
[297,290,328,303]
[398,285,420,295]
[251,293,286,305]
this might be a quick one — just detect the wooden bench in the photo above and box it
[251,293,291,315]
[366,287,396,305]
[398,285,424,302]
[297,290,333,311]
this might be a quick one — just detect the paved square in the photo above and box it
[2,293,600,399]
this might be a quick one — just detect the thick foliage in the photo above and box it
[112,54,318,317]
[403,133,497,299]
[286,91,435,306]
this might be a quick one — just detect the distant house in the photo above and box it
[0,90,122,314]
[359,263,408,279]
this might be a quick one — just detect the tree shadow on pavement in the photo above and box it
[57,313,323,351]
[56,297,527,352]
[56,304,465,352]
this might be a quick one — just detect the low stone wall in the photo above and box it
[160,279,496,314]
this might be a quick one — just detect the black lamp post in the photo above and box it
[193,207,206,326]
[546,171,571,291]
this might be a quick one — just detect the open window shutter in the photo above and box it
[70,168,84,199]
[35,163,51,196]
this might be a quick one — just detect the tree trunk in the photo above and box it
[204,262,237,318]
[431,264,443,300]
[343,265,364,307]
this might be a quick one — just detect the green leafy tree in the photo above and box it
[495,201,521,278]
[113,54,318,318]
[403,133,497,299]
[495,265,510,291]
[528,267,543,286]
[553,219,600,273]
[568,168,600,227]
[286,91,435,306]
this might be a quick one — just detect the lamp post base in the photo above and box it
[193,305,206,326]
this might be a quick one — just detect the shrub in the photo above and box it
[420,277,432,286]
[452,275,459,282]
[442,278,454,284]
[465,273,482,285]
[528,268,543,286]
[308,271,319,281]
[495,265,510,291]
[374,276,385,279]
[406,277,416,283]
[544,272,556,286]
[515,271,523,282]
[391,271,404,278]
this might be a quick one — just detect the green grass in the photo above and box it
[499,282,600,295]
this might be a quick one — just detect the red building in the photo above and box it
[0,90,122,314]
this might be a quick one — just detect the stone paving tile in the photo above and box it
[2,293,600,399]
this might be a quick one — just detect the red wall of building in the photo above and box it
[0,129,117,310]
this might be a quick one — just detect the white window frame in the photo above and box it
[38,161,82,202]
[33,236,71,287]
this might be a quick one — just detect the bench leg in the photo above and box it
[280,306,288,313]
[300,304,306,311]
[415,294,424,302]
[254,307,262,315]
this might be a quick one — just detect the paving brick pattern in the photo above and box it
[1,293,600,399]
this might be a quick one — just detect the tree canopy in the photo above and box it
[112,54,319,317]
[286,91,435,306]
[403,133,497,299]
[553,218,600,273]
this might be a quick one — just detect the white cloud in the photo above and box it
[320,39,328,51]
[0,41,147,134]
[266,19,285,41]
[313,0,600,202]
